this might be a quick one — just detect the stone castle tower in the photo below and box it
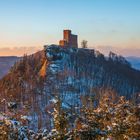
[59,30,78,48]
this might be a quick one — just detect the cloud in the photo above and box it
[0,46,43,56]
[94,45,140,57]
[0,45,139,57]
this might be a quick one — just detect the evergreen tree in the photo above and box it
[52,96,68,140]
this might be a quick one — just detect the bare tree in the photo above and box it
[81,40,88,48]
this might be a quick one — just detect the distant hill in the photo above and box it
[0,56,19,79]
[126,56,140,70]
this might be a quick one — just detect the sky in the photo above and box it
[0,0,140,56]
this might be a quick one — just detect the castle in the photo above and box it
[59,30,78,48]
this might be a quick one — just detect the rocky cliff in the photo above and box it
[44,45,140,101]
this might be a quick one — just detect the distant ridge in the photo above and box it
[126,56,140,70]
[0,56,19,79]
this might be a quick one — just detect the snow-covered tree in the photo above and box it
[52,96,69,140]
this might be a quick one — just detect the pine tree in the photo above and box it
[52,96,68,140]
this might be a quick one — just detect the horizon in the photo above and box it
[0,46,140,58]
[0,0,140,56]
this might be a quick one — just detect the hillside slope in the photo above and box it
[0,45,140,130]
[44,45,140,98]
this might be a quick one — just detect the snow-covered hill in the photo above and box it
[44,45,140,99]
[0,45,140,131]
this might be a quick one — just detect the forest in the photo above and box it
[0,45,140,139]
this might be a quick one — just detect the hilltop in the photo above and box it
[0,45,140,131]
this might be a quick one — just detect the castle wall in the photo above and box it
[70,34,78,48]
[64,30,71,43]
[59,40,67,47]
[59,30,78,48]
